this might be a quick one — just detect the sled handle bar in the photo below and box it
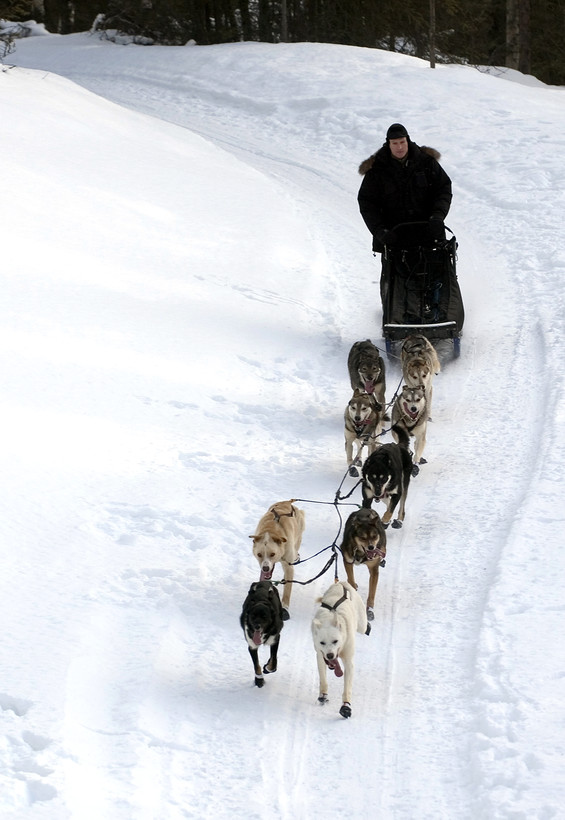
[389,220,455,237]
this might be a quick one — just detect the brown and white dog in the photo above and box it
[340,507,387,621]
[344,389,383,477]
[347,339,387,412]
[401,334,440,415]
[249,500,305,619]
[391,384,429,474]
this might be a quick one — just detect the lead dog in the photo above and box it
[340,507,387,621]
[249,500,305,619]
[361,425,413,528]
[311,580,370,719]
[347,339,387,412]
[391,384,429,474]
[240,581,284,688]
[344,389,383,477]
[401,334,440,415]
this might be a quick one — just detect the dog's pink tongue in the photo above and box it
[364,381,375,394]
[260,568,273,580]
[252,630,262,646]
[327,658,343,677]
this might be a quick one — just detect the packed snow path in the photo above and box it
[2,34,564,819]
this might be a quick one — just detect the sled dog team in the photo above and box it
[241,334,440,719]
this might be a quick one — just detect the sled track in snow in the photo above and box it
[20,53,561,817]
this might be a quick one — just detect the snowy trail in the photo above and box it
[4,34,565,818]
[21,60,520,819]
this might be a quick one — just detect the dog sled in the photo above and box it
[379,222,464,359]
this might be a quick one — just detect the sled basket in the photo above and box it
[380,227,464,344]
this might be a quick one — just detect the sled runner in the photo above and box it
[380,222,464,359]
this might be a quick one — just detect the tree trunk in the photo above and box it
[281,0,288,41]
[506,0,530,72]
[506,0,519,68]
[518,0,531,74]
[429,0,435,68]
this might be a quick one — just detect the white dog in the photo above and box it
[311,580,370,718]
[249,500,305,620]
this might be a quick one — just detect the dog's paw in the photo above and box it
[366,607,374,622]
[254,676,265,688]
[282,608,290,621]
[411,464,420,477]
[348,465,359,477]
[382,521,390,529]
[339,702,352,719]
[262,662,276,675]
[380,558,386,568]
[318,694,329,705]
[391,519,403,529]
[365,622,372,636]
[419,457,427,464]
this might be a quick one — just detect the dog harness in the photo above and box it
[271,505,295,523]
[321,586,348,612]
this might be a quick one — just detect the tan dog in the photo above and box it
[391,384,429,474]
[249,500,305,619]
[340,508,387,621]
[401,334,440,415]
[344,389,383,477]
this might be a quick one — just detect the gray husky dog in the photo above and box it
[401,334,440,416]
[391,384,429,474]
[347,339,386,412]
[344,389,383,477]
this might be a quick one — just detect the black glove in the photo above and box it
[428,217,445,241]
[376,228,398,247]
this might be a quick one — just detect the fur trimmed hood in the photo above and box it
[358,145,441,175]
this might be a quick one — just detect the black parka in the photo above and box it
[357,141,452,252]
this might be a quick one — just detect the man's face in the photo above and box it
[389,137,408,160]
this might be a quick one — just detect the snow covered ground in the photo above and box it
[2,28,565,819]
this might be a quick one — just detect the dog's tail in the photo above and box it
[392,424,410,450]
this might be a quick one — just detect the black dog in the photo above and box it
[361,425,413,529]
[240,581,284,688]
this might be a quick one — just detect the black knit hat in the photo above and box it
[386,123,409,141]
